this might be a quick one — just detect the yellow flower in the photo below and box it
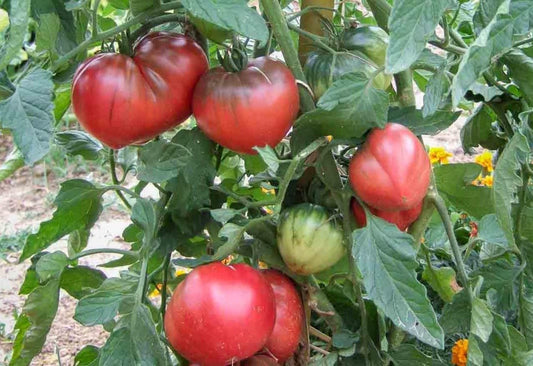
[326,135,333,142]
[474,150,493,172]
[472,174,493,187]
[429,147,453,164]
[175,268,190,277]
[149,283,164,298]
[451,339,469,366]
[258,261,269,269]
[264,207,274,215]
[222,255,234,265]
[261,187,276,195]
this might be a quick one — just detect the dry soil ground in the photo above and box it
[0,105,474,365]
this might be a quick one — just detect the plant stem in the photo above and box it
[408,195,435,248]
[261,0,316,112]
[365,0,391,32]
[310,344,330,356]
[307,276,343,332]
[92,0,102,38]
[450,28,468,48]
[109,149,132,209]
[136,257,150,303]
[70,248,139,261]
[309,326,332,344]
[287,23,337,54]
[514,166,531,245]
[428,41,466,55]
[104,185,143,200]
[513,36,533,48]
[52,1,183,71]
[483,71,508,93]
[431,194,474,302]
[130,14,186,41]
[160,253,171,322]
[394,69,417,107]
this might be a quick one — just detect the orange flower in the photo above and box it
[474,150,493,172]
[451,339,469,366]
[429,147,453,164]
[261,187,276,195]
[222,255,235,265]
[472,174,493,187]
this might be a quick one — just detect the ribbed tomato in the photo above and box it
[351,199,423,231]
[72,32,208,149]
[340,25,389,66]
[263,270,303,362]
[192,57,299,154]
[349,123,431,211]
[164,263,276,366]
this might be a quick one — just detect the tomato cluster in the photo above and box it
[164,263,303,365]
[349,123,431,230]
[72,32,299,154]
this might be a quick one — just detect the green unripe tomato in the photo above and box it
[340,25,389,67]
[304,50,392,99]
[277,203,345,275]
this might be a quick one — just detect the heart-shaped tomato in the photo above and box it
[349,123,431,211]
[72,32,208,149]
[351,199,423,231]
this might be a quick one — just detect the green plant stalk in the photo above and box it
[513,36,533,48]
[287,23,337,54]
[109,149,132,209]
[92,0,102,38]
[260,0,315,112]
[364,0,391,32]
[308,276,344,332]
[160,253,171,322]
[52,1,184,71]
[515,166,531,245]
[130,14,186,41]
[104,185,143,200]
[136,257,150,304]
[408,195,435,248]
[70,248,139,261]
[431,194,474,302]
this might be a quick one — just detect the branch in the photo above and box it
[109,149,132,209]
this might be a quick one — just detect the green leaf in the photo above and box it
[67,228,90,257]
[129,303,170,365]
[471,298,494,342]
[386,0,452,73]
[129,0,157,15]
[137,139,192,183]
[131,198,157,245]
[210,208,241,224]
[109,0,129,10]
[352,216,444,348]
[388,106,461,136]
[412,49,447,70]
[520,282,533,348]
[0,68,54,164]
[492,131,529,248]
[10,279,60,366]
[60,266,106,299]
[35,14,60,56]
[254,145,280,173]
[466,82,505,102]
[21,180,103,261]
[422,70,450,118]
[55,131,103,160]
[452,0,533,106]
[74,345,99,366]
[180,0,269,43]
[467,335,484,366]
[0,0,30,70]
[440,289,470,334]
[477,214,508,248]
[461,104,505,153]
[98,327,136,365]
[332,329,359,349]
[422,266,459,303]
[520,207,533,243]
[35,251,68,282]
[434,163,494,218]
[390,344,444,366]
[0,146,24,182]
[503,48,533,107]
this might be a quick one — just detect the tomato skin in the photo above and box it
[192,57,300,154]
[72,32,208,149]
[262,270,303,362]
[351,199,423,231]
[164,262,276,366]
[340,26,389,67]
[349,123,431,211]
[304,50,391,99]
[277,204,345,275]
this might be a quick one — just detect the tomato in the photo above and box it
[277,203,345,275]
[349,123,431,211]
[72,32,208,149]
[304,50,391,99]
[340,25,389,67]
[192,57,300,154]
[242,355,280,366]
[351,199,423,231]
[262,270,303,362]
[164,262,276,365]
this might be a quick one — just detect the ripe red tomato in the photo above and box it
[164,263,276,366]
[72,32,208,149]
[348,123,430,211]
[192,57,300,154]
[262,270,303,362]
[351,199,423,231]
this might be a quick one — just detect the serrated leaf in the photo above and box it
[477,214,508,248]
[471,298,494,342]
[74,345,99,366]
[129,303,170,365]
[180,0,268,43]
[0,0,30,70]
[210,208,241,224]
[129,0,157,15]
[10,279,60,366]
[461,104,505,153]
[422,266,460,303]
[386,0,452,73]
[492,131,529,248]
[412,49,447,70]
[98,327,136,365]
[466,82,504,102]
[520,281,533,348]
[60,266,106,299]
[137,139,192,183]
[35,13,60,56]
[68,228,90,257]
[21,180,103,261]
[390,344,445,366]
[254,145,280,173]
[131,198,157,245]
[422,70,450,118]
[0,146,24,182]
[55,131,103,160]
[467,335,484,366]
[388,106,461,136]
[0,68,54,164]
[434,163,494,218]
[35,251,68,282]
[503,48,533,107]
[353,215,444,348]
[440,289,471,334]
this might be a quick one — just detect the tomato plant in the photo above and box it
[72,32,208,149]
[0,0,532,365]
[165,263,276,365]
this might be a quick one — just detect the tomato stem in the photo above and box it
[130,14,186,41]
[91,0,102,38]
[109,149,132,209]
[287,23,337,54]
[70,248,140,261]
